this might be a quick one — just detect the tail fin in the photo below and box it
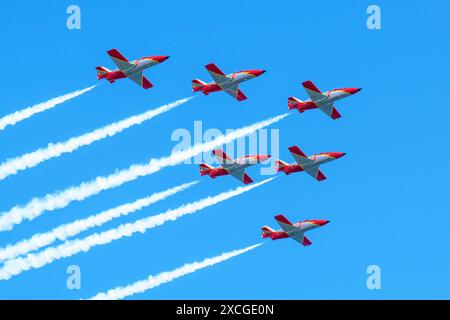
[288,97,302,110]
[275,160,289,174]
[96,66,110,80]
[288,97,316,112]
[192,79,207,92]
[199,163,214,176]
[262,226,275,239]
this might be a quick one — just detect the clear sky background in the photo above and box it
[0,0,449,299]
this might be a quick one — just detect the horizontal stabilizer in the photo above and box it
[192,79,207,92]
[275,160,288,173]
[199,163,214,176]
[288,97,301,110]
[96,66,110,80]
[288,97,317,112]
[261,226,275,238]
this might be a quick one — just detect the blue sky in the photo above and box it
[0,0,449,299]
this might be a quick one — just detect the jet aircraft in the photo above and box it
[288,80,361,119]
[200,149,271,184]
[275,146,345,181]
[262,214,329,246]
[96,49,169,89]
[192,63,265,101]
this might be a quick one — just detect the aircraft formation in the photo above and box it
[97,48,361,246]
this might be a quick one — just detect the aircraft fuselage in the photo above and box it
[266,220,329,240]
[306,89,356,106]
[203,70,265,93]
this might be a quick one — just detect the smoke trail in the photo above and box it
[0,97,193,181]
[90,243,263,300]
[0,178,273,280]
[0,86,96,131]
[0,181,198,261]
[0,114,288,232]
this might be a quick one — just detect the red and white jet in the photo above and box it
[96,49,169,89]
[275,146,345,181]
[288,80,361,119]
[200,149,271,184]
[262,214,329,246]
[192,63,266,101]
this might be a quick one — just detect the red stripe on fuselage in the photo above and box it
[269,232,290,240]
[296,101,317,112]
[280,165,303,175]
[206,168,229,178]
[105,70,127,81]
[200,83,222,95]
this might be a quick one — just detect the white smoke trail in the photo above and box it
[0,86,96,131]
[0,178,273,280]
[0,181,198,262]
[0,97,193,181]
[90,243,263,300]
[0,113,288,232]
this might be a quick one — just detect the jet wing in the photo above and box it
[318,102,342,120]
[274,215,312,245]
[304,165,327,181]
[229,169,253,185]
[212,149,236,169]
[302,80,326,102]
[205,63,231,85]
[127,72,153,89]
[224,86,247,101]
[288,146,313,167]
[107,49,135,73]
[290,233,313,246]
[275,215,298,233]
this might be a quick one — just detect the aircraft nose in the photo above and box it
[316,220,330,226]
[258,155,271,162]
[347,88,361,94]
[332,152,346,159]
[153,56,170,63]
[250,70,266,77]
